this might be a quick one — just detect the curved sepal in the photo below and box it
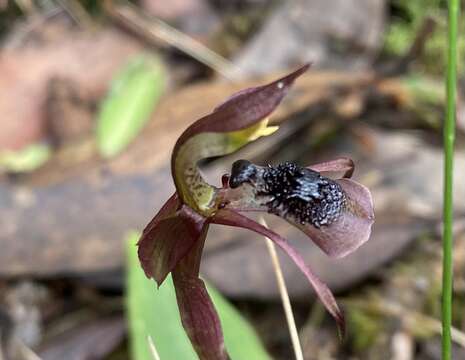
[171,65,310,213]
[210,209,345,336]
[174,63,310,145]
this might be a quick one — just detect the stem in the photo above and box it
[442,0,459,358]
[259,217,304,360]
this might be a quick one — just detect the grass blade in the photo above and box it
[259,217,304,360]
[442,0,460,358]
[126,232,197,360]
[206,284,271,360]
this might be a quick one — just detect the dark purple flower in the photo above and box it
[138,65,374,360]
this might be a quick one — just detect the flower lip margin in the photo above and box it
[221,159,375,259]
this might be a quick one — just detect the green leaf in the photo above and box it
[97,54,165,158]
[207,283,271,360]
[126,231,197,360]
[0,143,51,173]
[125,232,271,360]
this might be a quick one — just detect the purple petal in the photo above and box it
[172,234,227,360]
[173,64,310,154]
[307,157,354,178]
[137,194,207,285]
[211,209,345,336]
[296,178,374,258]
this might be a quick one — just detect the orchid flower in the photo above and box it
[137,64,374,360]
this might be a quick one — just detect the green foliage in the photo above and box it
[401,74,445,104]
[0,144,51,173]
[125,232,271,360]
[347,308,382,351]
[385,0,442,55]
[384,0,465,75]
[442,0,459,357]
[96,54,165,158]
[400,74,445,128]
[206,284,271,360]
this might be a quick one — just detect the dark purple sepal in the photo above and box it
[210,209,345,337]
[137,193,208,286]
[172,232,227,360]
[172,64,310,160]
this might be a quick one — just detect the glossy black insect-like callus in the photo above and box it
[229,160,346,228]
[229,160,258,188]
[261,162,346,228]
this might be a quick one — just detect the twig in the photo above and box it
[401,17,437,69]
[259,217,304,360]
[147,335,161,360]
[56,0,94,29]
[104,0,242,80]
[382,16,437,76]
[4,6,63,50]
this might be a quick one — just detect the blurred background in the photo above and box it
[1,0,465,359]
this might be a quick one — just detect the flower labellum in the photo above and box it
[138,64,374,360]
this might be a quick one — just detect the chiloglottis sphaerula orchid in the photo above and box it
[137,64,374,360]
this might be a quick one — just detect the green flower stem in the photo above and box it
[443,0,460,358]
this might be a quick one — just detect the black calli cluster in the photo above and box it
[229,160,346,228]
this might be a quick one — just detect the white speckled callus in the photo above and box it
[294,178,374,258]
